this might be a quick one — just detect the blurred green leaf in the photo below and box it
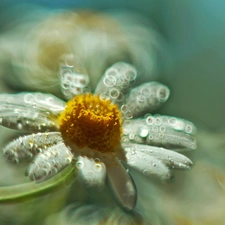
[0,164,76,203]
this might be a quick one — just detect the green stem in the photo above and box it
[0,164,76,203]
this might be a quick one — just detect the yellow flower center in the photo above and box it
[58,93,122,153]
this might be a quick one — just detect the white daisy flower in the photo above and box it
[0,61,196,211]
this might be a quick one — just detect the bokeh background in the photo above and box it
[0,0,225,224]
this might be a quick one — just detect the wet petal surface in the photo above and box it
[0,92,65,132]
[27,142,73,182]
[123,143,193,170]
[4,132,63,162]
[125,149,171,180]
[122,116,196,150]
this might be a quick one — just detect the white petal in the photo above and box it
[3,132,63,162]
[121,82,170,119]
[27,142,73,182]
[122,117,197,150]
[59,64,90,100]
[95,62,137,105]
[124,146,171,180]
[0,92,65,132]
[76,156,106,188]
[122,143,193,170]
[106,158,136,211]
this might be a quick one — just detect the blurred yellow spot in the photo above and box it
[58,94,122,153]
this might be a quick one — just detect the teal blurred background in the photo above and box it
[0,1,225,225]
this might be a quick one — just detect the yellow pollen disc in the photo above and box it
[58,93,122,153]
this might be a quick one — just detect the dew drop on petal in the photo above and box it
[185,125,193,133]
[17,122,23,130]
[139,127,149,138]
[37,148,42,153]
[66,157,72,163]
[169,117,177,125]
[131,149,136,155]
[160,126,166,132]
[146,116,154,125]
[94,158,100,163]
[129,134,135,140]
[143,169,148,175]
[76,160,84,169]
[94,163,102,171]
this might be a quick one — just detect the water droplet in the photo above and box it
[185,125,193,133]
[94,163,102,171]
[76,160,84,169]
[148,135,154,140]
[160,126,166,132]
[103,74,116,87]
[143,169,148,175]
[66,157,72,163]
[28,141,34,148]
[94,158,100,163]
[129,134,135,140]
[139,127,149,138]
[169,117,177,125]
[17,122,23,130]
[146,116,154,125]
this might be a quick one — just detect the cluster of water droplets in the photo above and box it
[27,142,73,182]
[0,92,65,132]
[122,115,196,150]
[121,82,170,119]
[3,132,63,163]
[95,62,137,104]
[60,65,90,100]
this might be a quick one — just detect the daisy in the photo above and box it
[0,61,196,211]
